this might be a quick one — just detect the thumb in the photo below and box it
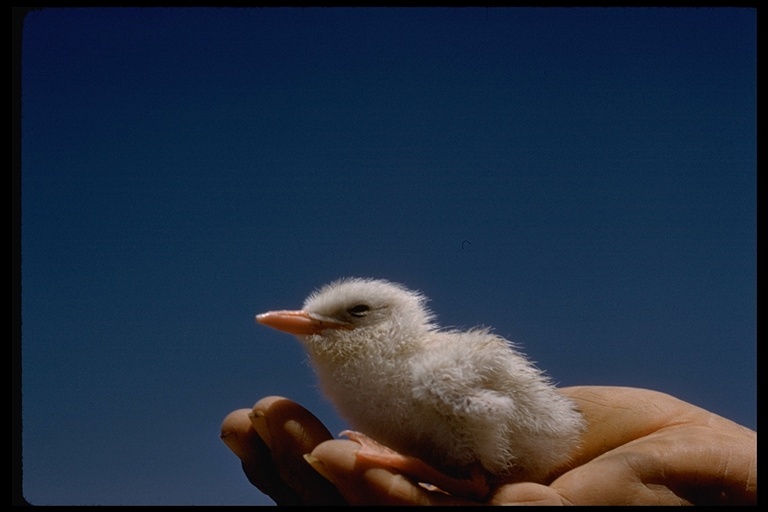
[489,482,570,505]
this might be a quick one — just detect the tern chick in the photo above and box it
[256,278,584,498]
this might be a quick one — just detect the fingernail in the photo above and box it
[220,429,247,459]
[248,410,272,448]
[304,453,334,482]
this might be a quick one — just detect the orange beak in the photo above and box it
[256,310,351,335]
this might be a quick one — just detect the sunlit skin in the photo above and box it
[226,279,755,505]
[221,386,756,506]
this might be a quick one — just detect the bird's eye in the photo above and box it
[347,304,370,317]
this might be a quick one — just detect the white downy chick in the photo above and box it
[256,278,584,498]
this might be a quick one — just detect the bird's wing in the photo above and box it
[410,329,570,474]
[408,330,538,471]
[411,330,541,418]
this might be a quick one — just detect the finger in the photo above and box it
[489,482,571,505]
[220,408,302,505]
[307,439,477,506]
[250,396,345,505]
[491,454,683,506]
[221,409,301,505]
[220,408,256,460]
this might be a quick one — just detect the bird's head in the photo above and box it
[256,278,437,362]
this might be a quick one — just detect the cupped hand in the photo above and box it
[220,397,345,505]
[220,386,756,505]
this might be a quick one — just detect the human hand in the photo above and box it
[220,386,756,505]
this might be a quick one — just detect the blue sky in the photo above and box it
[19,7,756,506]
